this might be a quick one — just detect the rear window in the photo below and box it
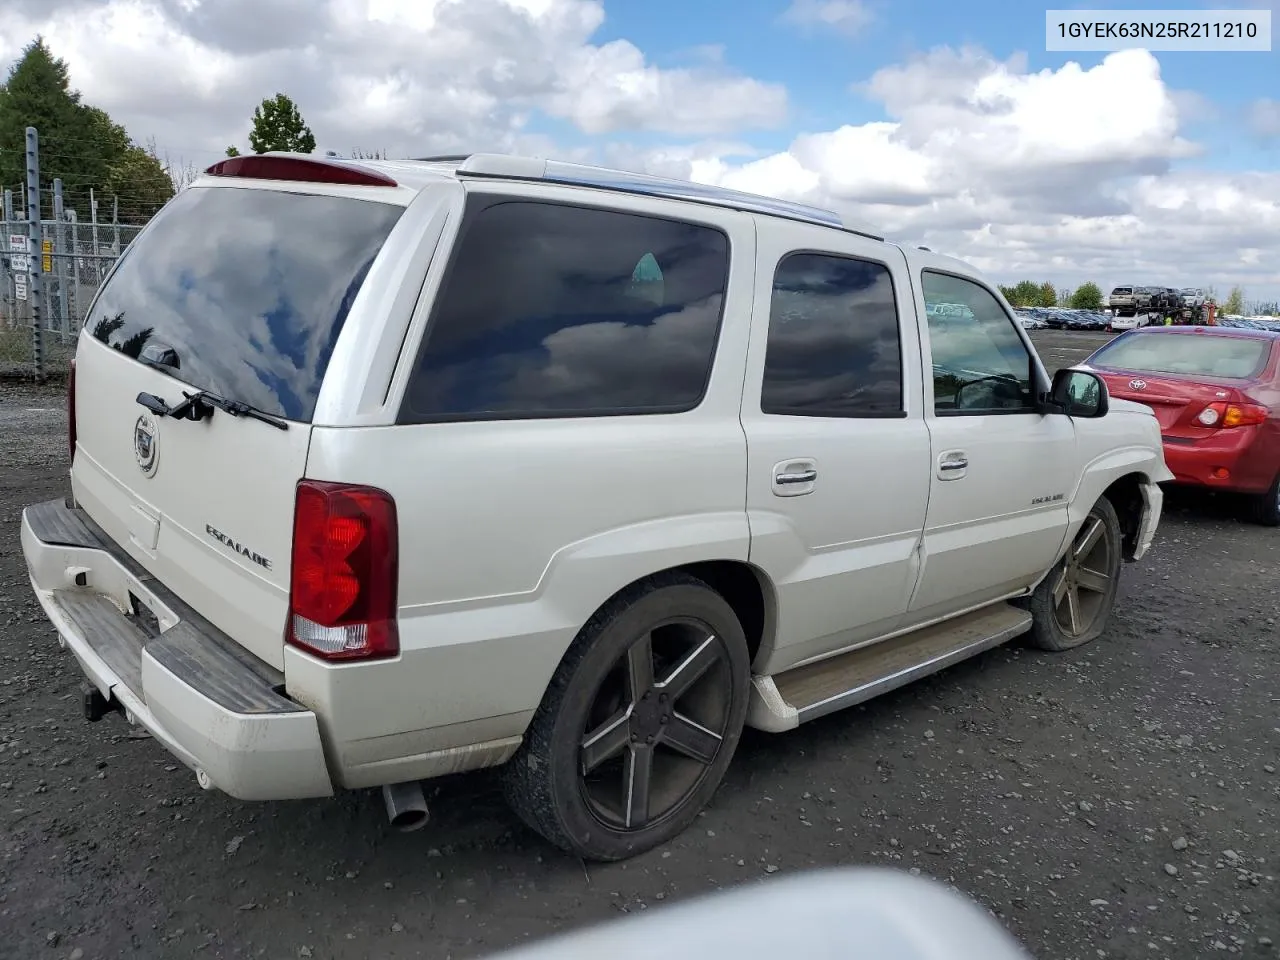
[399,197,730,422]
[85,185,404,421]
[1112,287,1132,295]
[1091,333,1272,380]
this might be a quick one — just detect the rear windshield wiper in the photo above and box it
[136,389,289,431]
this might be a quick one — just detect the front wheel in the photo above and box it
[1017,496,1123,651]
[502,574,751,861]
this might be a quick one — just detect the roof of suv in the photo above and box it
[198,151,888,242]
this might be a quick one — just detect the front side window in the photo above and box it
[923,271,1036,414]
[400,199,730,421]
[761,253,904,417]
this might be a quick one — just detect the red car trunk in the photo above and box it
[1081,328,1280,498]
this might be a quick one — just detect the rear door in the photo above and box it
[71,182,406,669]
[741,221,931,674]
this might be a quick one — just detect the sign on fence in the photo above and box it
[41,238,52,273]
[15,276,28,300]
[8,234,27,253]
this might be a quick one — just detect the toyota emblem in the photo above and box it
[134,413,159,477]
[1129,379,1147,391]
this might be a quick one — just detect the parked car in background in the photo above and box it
[1181,287,1206,308]
[21,151,1171,862]
[1134,286,1157,312]
[1082,326,1280,525]
[1109,286,1137,315]
[1152,288,1181,316]
[1109,313,1150,332]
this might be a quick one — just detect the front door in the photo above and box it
[741,221,931,675]
[906,266,1076,622]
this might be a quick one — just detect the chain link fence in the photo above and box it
[1,217,145,377]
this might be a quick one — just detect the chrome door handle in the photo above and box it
[939,459,968,471]
[775,469,817,484]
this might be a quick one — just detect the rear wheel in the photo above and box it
[502,573,750,861]
[1017,497,1123,651]
[1246,473,1280,527]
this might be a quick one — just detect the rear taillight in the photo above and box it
[67,358,77,464]
[287,480,399,661]
[1195,401,1268,429]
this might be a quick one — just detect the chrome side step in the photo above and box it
[747,603,1032,732]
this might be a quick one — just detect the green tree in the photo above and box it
[245,93,315,154]
[1070,282,1103,310]
[1009,280,1042,307]
[0,37,124,217]
[1223,286,1246,315]
[225,145,241,157]
[0,37,176,221]
[1037,282,1057,308]
[107,141,174,221]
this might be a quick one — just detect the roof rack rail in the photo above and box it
[442,153,882,240]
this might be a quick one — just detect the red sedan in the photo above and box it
[1080,326,1280,525]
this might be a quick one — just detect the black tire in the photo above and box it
[1016,496,1123,652]
[501,572,751,861]
[1246,473,1280,527]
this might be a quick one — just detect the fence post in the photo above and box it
[53,177,70,340]
[2,188,11,323]
[25,126,44,381]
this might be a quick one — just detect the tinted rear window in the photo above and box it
[1092,333,1272,380]
[400,198,730,422]
[1112,287,1132,294]
[85,186,404,421]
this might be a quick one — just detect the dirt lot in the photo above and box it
[1,330,1277,960]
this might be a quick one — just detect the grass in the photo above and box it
[0,324,75,379]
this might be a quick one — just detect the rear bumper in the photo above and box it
[1162,430,1274,495]
[20,498,333,801]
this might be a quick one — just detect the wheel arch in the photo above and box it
[572,559,779,671]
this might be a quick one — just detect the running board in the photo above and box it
[747,603,1033,732]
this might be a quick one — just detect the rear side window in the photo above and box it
[86,186,404,421]
[400,198,729,422]
[1091,333,1271,380]
[761,252,904,417]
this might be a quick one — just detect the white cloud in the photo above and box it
[781,0,874,37]
[0,1,1275,301]
[634,47,1277,299]
[1250,98,1280,139]
[0,0,787,162]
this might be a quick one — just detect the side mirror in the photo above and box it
[1048,368,1108,418]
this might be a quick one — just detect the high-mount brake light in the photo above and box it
[287,480,399,661]
[204,155,399,188]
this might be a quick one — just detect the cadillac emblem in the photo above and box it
[134,413,159,477]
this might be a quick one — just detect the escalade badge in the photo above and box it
[1129,379,1147,391]
[134,413,159,477]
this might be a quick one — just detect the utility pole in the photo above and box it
[25,126,44,380]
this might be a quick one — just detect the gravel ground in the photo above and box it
[1,331,1277,960]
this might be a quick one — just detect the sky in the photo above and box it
[1,0,1277,303]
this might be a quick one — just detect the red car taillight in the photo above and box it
[287,480,399,661]
[67,358,77,464]
[1194,401,1269,429]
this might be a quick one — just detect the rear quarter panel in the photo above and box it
[287,186,760,780]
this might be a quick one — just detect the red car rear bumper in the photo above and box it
[1161,426,1275,494]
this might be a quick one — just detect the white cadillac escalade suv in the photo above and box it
[22,153,1172,862]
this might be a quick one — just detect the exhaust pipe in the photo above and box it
[381,781,430,832]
